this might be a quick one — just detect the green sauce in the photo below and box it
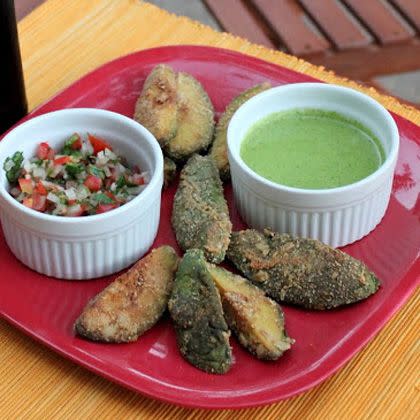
[240,109,384,189]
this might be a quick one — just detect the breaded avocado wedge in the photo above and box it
[227,229,380,310]
[134,64,178,146]
[207,263,294,360]
[168,249,232,374]
[209,82,271,180]
[164,72,214,161]
[75,246,179,343]
[171,154,232,263]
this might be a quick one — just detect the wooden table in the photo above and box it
[204,0,420,85]
[1,1,419,418]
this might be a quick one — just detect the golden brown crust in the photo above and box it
[207,264,293,360]
[134,64,178,146]
[75,246,179,342]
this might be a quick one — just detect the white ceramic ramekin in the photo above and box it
[227,83,399,247]
[0,109,163,279]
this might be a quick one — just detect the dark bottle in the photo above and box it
[0,0,27,134]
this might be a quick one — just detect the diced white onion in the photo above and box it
[65,180,78,189]
[32,166,46,179]
[104,149,117,160]
[43,180,64,191]
[50,165,62,178]
[81,141,94,156]
[47,192,60,204]
[23,159,32,172]
[67,204,82,217]
[96,155,109,166]
[65,188,77,200]
[53,203,67,215]
[76,185,89,200]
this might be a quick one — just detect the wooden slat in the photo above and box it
[344,0,414,44]
[251,0,330,55]
[309,41,420,80]
[299,0,371,50]
[391,0,420,32]
[204,0,276,48]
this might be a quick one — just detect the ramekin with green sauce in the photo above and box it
[227,83,399,247]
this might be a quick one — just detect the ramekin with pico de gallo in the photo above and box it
[0,108,163,279]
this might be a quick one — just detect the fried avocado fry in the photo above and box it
[207,263,294,360]
[75,246,179,343]
[172,154,232,263]
[209,82,271,180]
[227,229,380,310]
[164,72,215,161]
[163,157,177,189]
[134,64,178,146]
[168,249,232,374]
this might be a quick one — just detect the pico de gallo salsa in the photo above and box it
[3,133,148,216]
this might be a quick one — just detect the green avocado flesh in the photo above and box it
[240,109,385,189]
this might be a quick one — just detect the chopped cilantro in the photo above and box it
[115,175,126,189]
[3,151,24,183]
[65,163,84,178]
[88,165,105,179]
[91,192,113,204]
[62,134,81,156]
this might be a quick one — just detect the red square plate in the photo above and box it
[0,46,419,409]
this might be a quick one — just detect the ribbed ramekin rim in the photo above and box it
[232,171,391,211]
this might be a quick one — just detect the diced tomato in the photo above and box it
[32,192,47,212]
[22,197,33,208]
[37,142,55,160]
[130,173,145,185]
[67,199,76,206]
[84,175,102,192]
[96,203,119,214]
[35,181,48,196]
[67,204,84,217]
[71,134,82,150]
[18,178,34,194]
[88,134,112,155]
[37,142,49,159]
[53,156,71,166]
